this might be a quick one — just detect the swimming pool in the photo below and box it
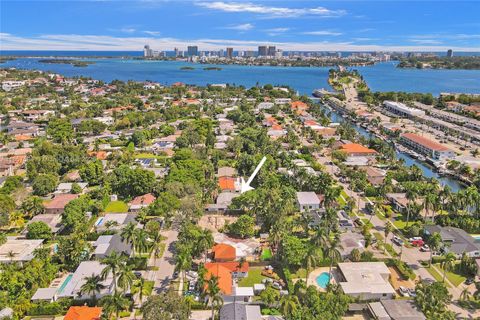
[315,272,331,289]
[57,274,73,295]
[95,217,104,226]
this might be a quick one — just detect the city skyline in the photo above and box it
[1,1,480,52]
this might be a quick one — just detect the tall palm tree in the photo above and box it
[101,292,129,319]
[175,251,192,282]
[305,249,318,284]
[120,222,136,256]
[324,235,343,284]
[150,232,164,265]
[8,211,25,229]
[117,264,135,293]
[7,251,16,263]
[133,277,148,304]
[134,228,150,257]
[279,295,299,318]
[80,274,105,305]
[426,232,442,267]
[459,287,471,302]
[384,221,393,254]
[440,252,456,283]
[101,251,125,295]
[405,189,417,228]
[206,276,223,320]
[197,229,214,263]
[136,209,148,228]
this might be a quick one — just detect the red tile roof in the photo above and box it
[212,243,236,261]
[205,261,249,273]
[129,193,156,206]
[204,263,232,295]
[340,143,377,155]
[64,306,102,320]
[218,177,236,191]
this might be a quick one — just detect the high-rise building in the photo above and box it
[144,45,153,57]
[226,47,234,59]
[275,49,283,58]
[174,47,179,57]
[447,49,453,58]
[219,49,224,57]
[258,46,267,56]
[267,46,276,56]
[187,46,199,57]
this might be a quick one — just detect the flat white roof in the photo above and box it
[338,262,396,295]
[0,238,44,262]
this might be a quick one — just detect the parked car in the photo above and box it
[465,278,475,285]
[392,236,404,246]
[399,286,410,297]
[408,288,417,297]
[420,244,430,252]
[410,239,425,247]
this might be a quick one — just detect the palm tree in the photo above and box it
[175,251,192,283]
[279,295,299,317]
[405,189,417,228]
[134,228,150,257]
[117,264,135,293]
[150,232,164,265]
[384,221,393,254]
[304,249,319,284]
[324,235,343,284]
[101,293,129,319]
[101,251,125,294]
[206,276,223,320]
[120,222,136,256]
[459,287,471,302]
[426,232,442,267]
[7,250,16,263]
[136,209,148,227]
[197,229,214,263]
[8,211,25,229]
[440,252,456,283]
[132,277,148,304]
[80,274,105,305]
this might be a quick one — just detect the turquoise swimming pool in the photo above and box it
[316,272,331,289]
[57,274,73,294]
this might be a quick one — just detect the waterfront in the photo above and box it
[323,104,465,192]
[1,57,473,191]
[2,58,480,96]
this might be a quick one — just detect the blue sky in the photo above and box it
[1,1,479,51]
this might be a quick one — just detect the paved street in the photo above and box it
[145,229,178,294]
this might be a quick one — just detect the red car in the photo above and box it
[410,239,425,247]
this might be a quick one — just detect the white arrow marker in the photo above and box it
[240,156,267,193]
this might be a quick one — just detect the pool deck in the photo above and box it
[307,267,337,291]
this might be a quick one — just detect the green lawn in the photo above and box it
[373,232,384,241]
[392,215,409,230]
[261,248,273,261]
[436,263,466,287]
[425,265,448,286]
[104,200,129,212]
[144,280,155,296]
[238,267,268,287]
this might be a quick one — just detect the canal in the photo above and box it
[322,104,465,192]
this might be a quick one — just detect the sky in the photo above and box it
[1,0,480,52]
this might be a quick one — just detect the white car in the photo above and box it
[399,286,410,297]
[420,244,430,252]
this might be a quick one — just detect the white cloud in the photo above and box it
[119,27,137,33]
[303,31,343,36]
[196,2,346,18]
[143,30,161,36]
[1,33,479,52]
[410,39,443,45]
[264,27,290,36]
[225,23,254,31]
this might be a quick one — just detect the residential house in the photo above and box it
[55,182,88,194]
[0,238,44,265]
[57,261,113,299]
[128,193,156,212]
[64,306,102,320]
[337,262,396,300]
[27,213,63,234]
[340,143,377,158]
[93,234,132,259]
[217,166,237,178]
[368,299,426,320]
[296,192,321,212]
[205,192,240,213]
[212,243,236,262]
[424,225,480,258]
[218,177,240,193]
[44,194,79,214]
[362,167,386,185]
[94,213,137,232]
